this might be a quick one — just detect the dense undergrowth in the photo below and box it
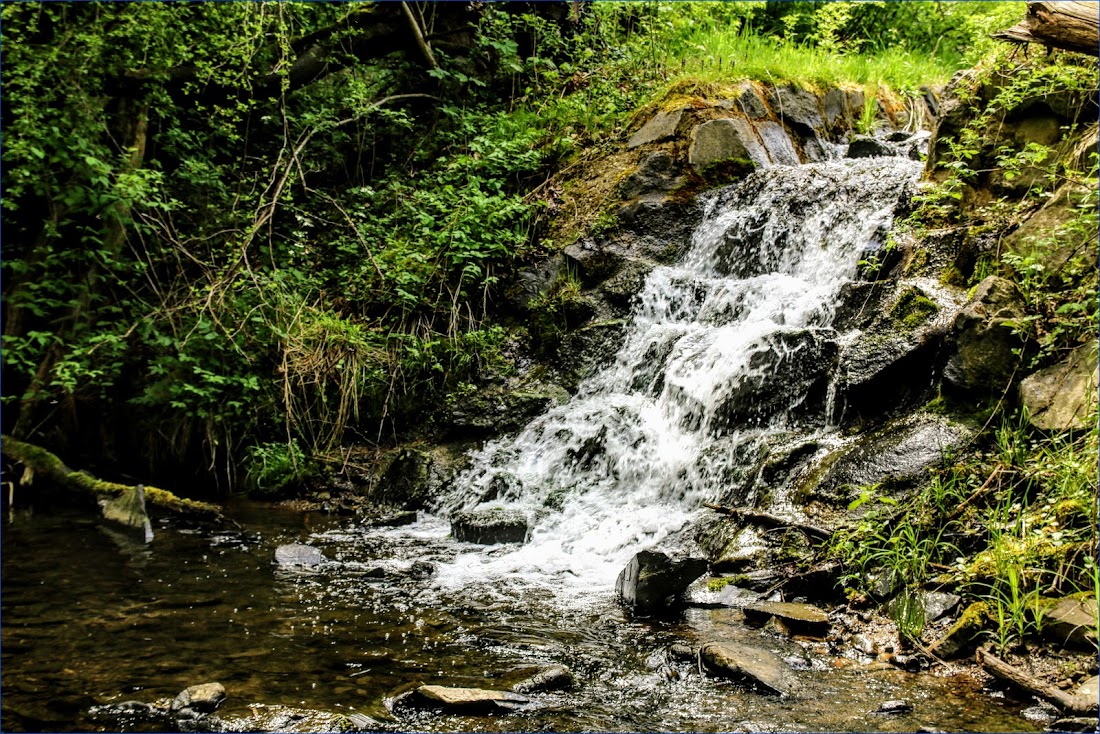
[824,50,1099,655]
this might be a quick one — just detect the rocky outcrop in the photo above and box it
[616,549,708,614]
[699,641,796,695]
[943,276,1028,394]
[1018,345,1098,431]
[451,507,528,544]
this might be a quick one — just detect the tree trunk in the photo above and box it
[993,2,1100,56]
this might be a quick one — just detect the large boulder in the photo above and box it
[1018,345,1098,431]
[615,549,708,614]
[688,118,768,172]
[451,508,528,545]
[628,108,687,149]
[699,641,796,696]
[943,276,1027,394]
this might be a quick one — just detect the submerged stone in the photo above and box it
[699,641,796,696]
[274,543,326,568]
[451,508,528,545]
[408,684,529,713]
[512,665,575,694]
[616,549,708,615]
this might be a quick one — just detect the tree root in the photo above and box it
[1,435,224,521]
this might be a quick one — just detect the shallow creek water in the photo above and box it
[3,502,1037,732]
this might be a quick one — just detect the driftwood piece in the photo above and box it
[703,502,831,540]
[993,2,1100,56]
[1,435,223,521]
[976,644,1099,716]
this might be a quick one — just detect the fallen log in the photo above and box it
[1,435,224,522]
[976,644,1098,716]
[993,2,1100,57]
[702,503,831,540]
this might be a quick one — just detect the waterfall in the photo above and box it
[432,157,922,595]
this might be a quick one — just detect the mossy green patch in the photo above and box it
[890,287,939,329]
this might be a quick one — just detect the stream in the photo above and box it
[2,158,1042,732]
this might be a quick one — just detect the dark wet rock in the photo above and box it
[372,510,418,527]
[599,258,656,310]
[706,328,839,432]
[553,319,628,390]
[689,117,768,171]
[620,150,686,199]
[823,87,849,131]
[274,544,326,568]
[564,239,626,285]
[944,276,1027,394]
[699,641,796,696]
[800,412,974,508]
[847,136,895,159]
[446,382,570,438]
[755,121,801,166]
[408,560,435,579]
[877,700,913,714]
[928,601,989,659]
[405,684,530,713]
[616,549,709,614]
[512,665,575,694]
[743,601,830,636]
[1018,346,1099,432]
[451,508,527,545]
[505,254,564,312]
[669,643,696,662]
[171,682,226,714]
[1042,597,1098,650]
[628,108,687,148]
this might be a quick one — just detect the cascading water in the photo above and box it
[431,157,922,597]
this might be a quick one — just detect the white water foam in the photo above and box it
[426,157,921,599]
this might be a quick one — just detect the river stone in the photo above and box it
[372,510,418,527]
[1041,597,1098,650]
[755,121,801,166]
[944,276,1027,394]
[689,118,768,172]
[1018,345,1099,431]
[451,508,527,545]
[1050,717,1100,733]
[512,665,575,694]
[171,682,226,714]
[699,641,795,696]
[274,543,326,568]
[410,684,529,712]
[616,549,708,614]
[877,700,913,714]
[847,136,895,159]
[628,108,686,148]
[742,601,830,636]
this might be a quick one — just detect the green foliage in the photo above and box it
[243,440,320,497]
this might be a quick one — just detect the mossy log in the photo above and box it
[1,435,224,521]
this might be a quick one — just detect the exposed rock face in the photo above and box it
[689,118,768,172]
[801,412,974,508]
[628,108,687,149]
[1018,345,1099,431]
[274,544,326,568]
[405,685,530,713]
[615,549,708,614]
[451,508,528,544]
[171,682,226,714]
[619,150,686,199]
[1042,596,1098,650]
[742,601,830,636]
[699,641,796,695]
[944,276,1028,393]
